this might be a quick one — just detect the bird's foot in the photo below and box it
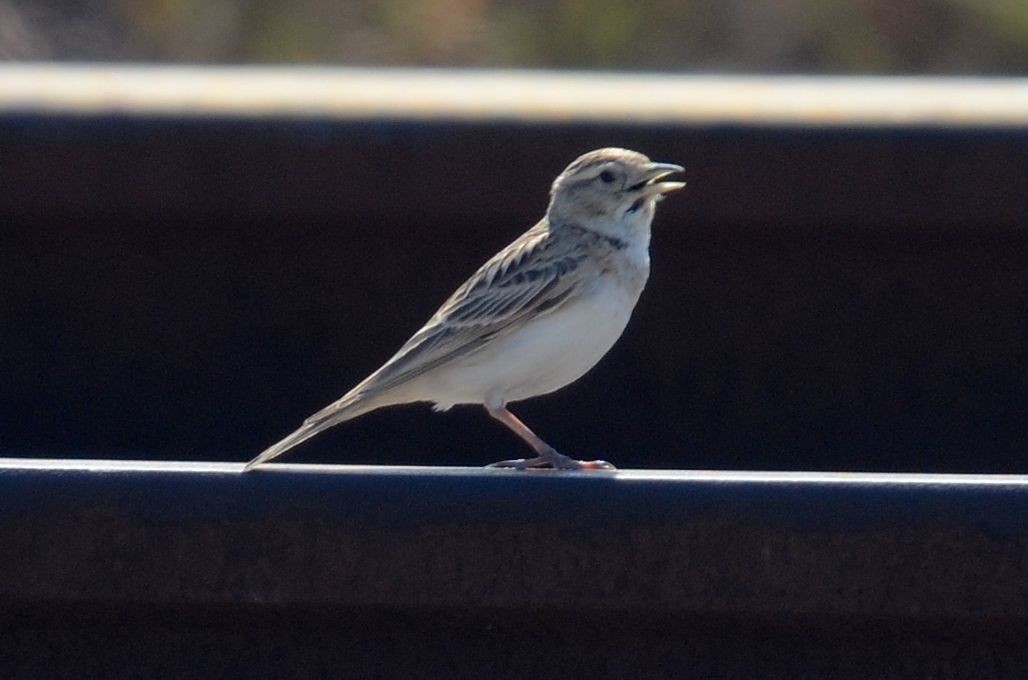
[487,448,616,471]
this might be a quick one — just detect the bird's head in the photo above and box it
[547,147,684,242]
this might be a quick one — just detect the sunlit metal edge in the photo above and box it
[2,457,1028,486]
[0,64,1026,127]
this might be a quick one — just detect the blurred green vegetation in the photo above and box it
[1,0,1026,73]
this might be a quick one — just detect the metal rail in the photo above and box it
[0,64,1026,127]
[4,457,1028,619]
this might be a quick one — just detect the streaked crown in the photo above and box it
[547,147,684,240]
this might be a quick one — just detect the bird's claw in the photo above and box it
[487,452,616,471]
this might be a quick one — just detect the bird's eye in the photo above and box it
[599,170,615,184]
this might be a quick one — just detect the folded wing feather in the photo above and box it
[304,220,588,424]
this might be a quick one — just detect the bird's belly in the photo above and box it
[426,281,642,408]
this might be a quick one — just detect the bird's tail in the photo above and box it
[243,392,382,471]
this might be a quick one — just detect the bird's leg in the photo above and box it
[485,406,615,470]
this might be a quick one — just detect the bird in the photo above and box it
[244,147,684,472]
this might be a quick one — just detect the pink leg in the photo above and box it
[485,406,615,470]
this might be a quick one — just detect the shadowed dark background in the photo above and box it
[1,115,1026,471]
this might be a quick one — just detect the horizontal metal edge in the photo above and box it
[4,457,1028,486]
[3,457,1028,619]
[0,64,1026,127]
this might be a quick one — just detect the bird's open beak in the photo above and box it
[640,162,686,197]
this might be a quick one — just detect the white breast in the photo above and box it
[423,271,647,410]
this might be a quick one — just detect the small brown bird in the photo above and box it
[245,147,684,472]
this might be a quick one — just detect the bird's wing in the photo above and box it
[319,220,590,412]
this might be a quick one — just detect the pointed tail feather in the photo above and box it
[243,393,380,471]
